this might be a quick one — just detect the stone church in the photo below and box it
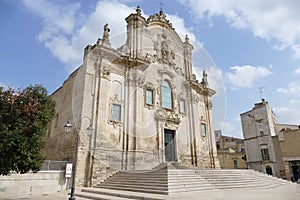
[44,7,220,186]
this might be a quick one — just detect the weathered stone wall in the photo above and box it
[241,100,279,176]
[217,151,247,169]
[0,171,67,199]
[279,129,300,157]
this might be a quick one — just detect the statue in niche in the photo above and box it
[102,23,110,42]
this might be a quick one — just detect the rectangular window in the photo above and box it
[179,99,185,113]
[261,148,270,161]
[112,104,121,121]
[201,123,207,137]
[146,89,153,105]
[233,160,238,169]
[162,81,172,109]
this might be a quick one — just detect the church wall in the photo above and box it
[45,8,220,186]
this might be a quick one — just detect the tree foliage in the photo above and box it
[0,85,55,175]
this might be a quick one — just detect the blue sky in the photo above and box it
[1,0,300,138]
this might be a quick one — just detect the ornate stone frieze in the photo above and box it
[152,34,176,67]
[154,108,181,125]
[166,111,181,124]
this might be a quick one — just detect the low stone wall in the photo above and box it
[0,170,67,198]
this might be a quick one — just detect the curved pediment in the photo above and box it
[146,10,187,48]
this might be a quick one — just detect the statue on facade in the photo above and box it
[102,23,110,42]
[201,71,209,88]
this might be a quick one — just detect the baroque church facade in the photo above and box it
[44,7,220,186]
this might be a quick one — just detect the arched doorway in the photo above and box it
[266,165,273,175]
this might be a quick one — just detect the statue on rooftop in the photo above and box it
[201,71,209,88]
[102,23,110,42]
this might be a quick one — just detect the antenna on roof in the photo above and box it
[259,87,265,99]
[159,0,164,12]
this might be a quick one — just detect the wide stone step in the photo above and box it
[76,192,132,200]
[168,183,216,190]
[107,176,167,180]
[95,165,293,196]
[104,179,168,184]
[100,181,169,188]
[212,182,281,189]
[79,188,165,200]
[105,178,210,184]
[95,185,169,195]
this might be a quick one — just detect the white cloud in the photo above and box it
[22,0,82,37]
[295,67,300,74]
[277,82,300,94]
[21,0,137,71]
[273,106,300,125]
[289,99,300,104]
[291,44,300,59]
[179,0,300,59]
[226,65,271,89]
[22,0,197,72]
[214,120,243,138]
[167,15,196,42]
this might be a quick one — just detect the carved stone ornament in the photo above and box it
[101,67,110,80]
[154,109,181,125]
[192,94,200,103]
[152,34,175,67]
[155,109,167,121]
[147,10,174,30]
[144,82,155,90]
[144,53,157,63]
[207,99,213,109]
[108,120,122,129]
[136,75,145,88]
[166,112,181,124]
[158,69,175,79]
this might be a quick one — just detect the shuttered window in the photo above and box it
[261,148,270,161]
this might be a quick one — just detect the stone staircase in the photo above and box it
[75,163,292,199]
[195,169,290,190]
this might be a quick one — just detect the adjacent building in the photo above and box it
[44,7,220,187]
[215,130,246,169]
[240,99,300,181]
[278,128,300,182]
